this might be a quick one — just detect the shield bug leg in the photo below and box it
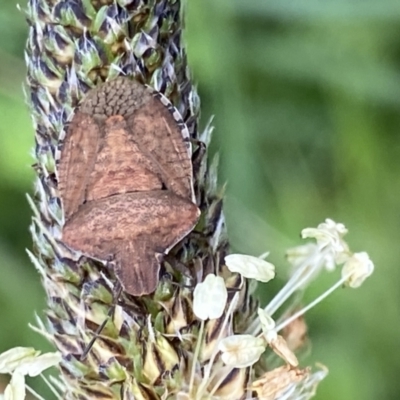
[80,282,123,360]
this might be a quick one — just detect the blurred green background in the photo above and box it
[0,0,399,398]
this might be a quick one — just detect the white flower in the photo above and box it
[302,219,347,252]
[14,352,62,377]
[251,365,312,400]
[268,335,299,367]
[257,308,276,338]
[4,373,25,400]
[0,347,61,377]
[218,335,266,368]
[193,274,227,320]
[301,219,350,271]
[342,252,374,288]
[225,254,275,282]
[0,347,62,400]
[0,347,40,374]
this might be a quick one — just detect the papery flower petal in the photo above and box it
[302,219,348,252]
[193,274,227,320]
[219,334,266,368]
[0,347,39,374]
[342,252,374,288]
[251,365,310,400]
[4,373,25,400]
[15,352,62,377]
[257,308,275,335]
[269,335,299,367]
[324,218,347,235]
[264,329,278,344]
[301,219,350,271]
[225,254,275,282]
